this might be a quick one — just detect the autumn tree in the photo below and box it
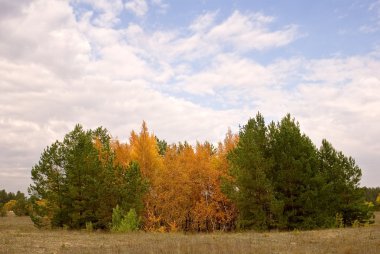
[192,142,237,231]
[150,139,236,232]
[129,121,163,180]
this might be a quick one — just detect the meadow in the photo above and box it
[0,212,379,254]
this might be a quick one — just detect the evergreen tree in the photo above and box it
[118,161,148,217]
[267,114,320,229]
[318,140,373,226]
[156,137,168,156]
[29,124,148,230]
[29,141,67,227]
[226,113,279,230]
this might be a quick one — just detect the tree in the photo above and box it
[156,137,168,156]
[29,140,67,227]
[118,161,148,216]
[362,187,380,211]
[128,122,164,229]
[318,140,373,226]
[267,114,320,229]
[0,190,29,216]
[226,113,280,230]
[29,124,147,230]
[129,121,163,180]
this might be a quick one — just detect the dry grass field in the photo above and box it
[1,213,379,254]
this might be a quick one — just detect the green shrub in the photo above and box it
[352,220,360,228]
[111,206,140,232]
[335,213,344,228]
[85,221,94,232]
[120,209,140,232]
[111,205,123,231]
[0,204,7,217]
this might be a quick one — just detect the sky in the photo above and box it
[0,0,380,193]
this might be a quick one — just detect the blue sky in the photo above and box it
[111,0,380,59]
[0,0,380,193]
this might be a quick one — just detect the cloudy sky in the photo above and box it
[1,0,380,193]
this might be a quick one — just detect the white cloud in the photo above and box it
[125,0,148,17]
[120,10,299,64]
[190,11,218,32]
[206,11,298,51]
[0,0,379,194]
[71,0,124,27]
[0,0,91,79]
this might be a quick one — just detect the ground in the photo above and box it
[0,213,379,254]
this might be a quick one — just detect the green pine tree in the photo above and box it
[226,113,280,230]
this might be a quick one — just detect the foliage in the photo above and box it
[156,137,168,156]
[0,190,30,216]
[28,114,372,232]
[225,113,373,230]
[335,213,344,228]
[226,113,279,230]
[111,206,140,232]
[0,203,6,217]
[318,140,374,226]
[4,200,17,211]
[29,124,147,230]
[362,187,380,210]
[85,221,94,232]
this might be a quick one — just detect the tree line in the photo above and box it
[0,189,29,216]
[27,113,375,231]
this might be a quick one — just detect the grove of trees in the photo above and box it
[28,113,374,231]
[0,189,29,216]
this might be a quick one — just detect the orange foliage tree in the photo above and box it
[111,121,237,232]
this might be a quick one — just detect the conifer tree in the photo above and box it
[227,113,279,230]
[267,114,320,229]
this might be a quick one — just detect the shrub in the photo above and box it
[0,204,7,217]
[335,213,344,228]
[111,206,140,232]
[85,221,94,232]
[111,205,123,231]
[352,220,360,228]
[119,209,140,232]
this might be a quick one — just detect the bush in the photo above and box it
[352,220,360,228]
[111,205,123,231]
[0,204,7,217]
[13,198,30,216]
[111,205,140,232]
[335,213,344,228]
[85,221,94,232]
[29,199,51,229]
[120,209,140,232]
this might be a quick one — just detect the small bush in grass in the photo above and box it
[352,220,360,228]
[119,209,140,232]
[0,204,7,217]
[335,213,344,228]
[85,221,94,232]
[111,205,140,232]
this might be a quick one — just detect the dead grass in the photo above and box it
[1,213,379,254]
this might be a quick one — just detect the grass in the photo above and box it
[0,213,379,254]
